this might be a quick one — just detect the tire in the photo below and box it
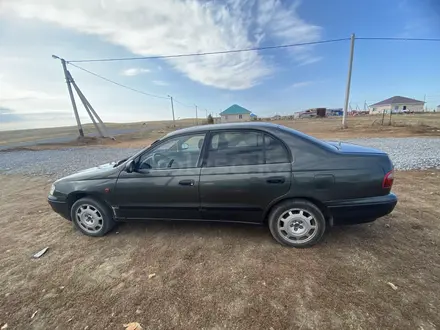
[268,199,326,248]
[70,197,115,237]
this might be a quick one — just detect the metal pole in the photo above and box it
[60,58,84,137]
[342,33,355,129]
[195,105,198,125]
[168,95,176,127]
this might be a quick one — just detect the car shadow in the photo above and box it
[112,219,387,247]
[114,219,271,239]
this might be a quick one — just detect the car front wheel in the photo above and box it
[71,197,115,237]
[268,199,326,248]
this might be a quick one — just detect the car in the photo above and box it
[48,122,397,248]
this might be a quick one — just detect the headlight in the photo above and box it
[49,184,56,195]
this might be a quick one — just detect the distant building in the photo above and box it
[294,109,316,119]
[327,108,343,116]
[294,108,327,119]
[437,105,440,112]
[369,96,425,114]
[220,104,252,123]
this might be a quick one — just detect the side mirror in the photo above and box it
[125,160,135,173]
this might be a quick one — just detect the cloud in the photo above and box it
[121,67,150,76]
[290,81,314,88]
[0,0,323,90]
[152,80,168,86]
[0,106,74,129]
[0,106,25,123]
[0,88,63,102]
[0,80,65,110]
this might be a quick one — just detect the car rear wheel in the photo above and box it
[268,199,326,248]
[71,197,115,237]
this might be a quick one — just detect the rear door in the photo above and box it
[199,130,291,223]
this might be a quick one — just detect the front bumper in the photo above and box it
[48,196,70,220]
[326,193,397,225]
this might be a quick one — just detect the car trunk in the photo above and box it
[326,141,395,197]
[325,141,386,155]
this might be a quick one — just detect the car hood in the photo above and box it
[326,141,386,154]
[59,162,121,182]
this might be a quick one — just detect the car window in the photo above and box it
[206,131,264,167]
[138,133,205,169]
[205,131,289,167]
[264,134,289,164]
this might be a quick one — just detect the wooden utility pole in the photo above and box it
[53,55,110,138]
[168,95,176,127]
[342,33,355,128]
[195,105,198,125]
[54,55,84,137]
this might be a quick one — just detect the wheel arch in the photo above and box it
[67,191,114,218]
[264,196,331,225]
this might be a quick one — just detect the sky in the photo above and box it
[0,0,439,130]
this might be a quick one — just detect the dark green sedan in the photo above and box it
[48,122,397,248]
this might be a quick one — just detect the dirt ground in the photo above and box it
[3,114,440,151]
[1,171,439,329]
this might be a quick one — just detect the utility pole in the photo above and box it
[70,76,104,138]
[53,55,84,137]
[195,105,198,125]
[69,73,109,138]
[342,33,355,129]
[168,95,176,127]
[424,94,426,112]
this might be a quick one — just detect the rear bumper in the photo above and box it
[48,196,70,220]
[326,193,397,225]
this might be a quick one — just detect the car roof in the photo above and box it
[165,122,281,137]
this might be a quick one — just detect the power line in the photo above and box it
[66,38,350,63]
[69,62,203,109]
[173,99,193,108]
[357,37,440,42]
[68,62,169,99]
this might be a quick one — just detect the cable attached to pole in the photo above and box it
[66,38,351,63]
[68,63,169,100]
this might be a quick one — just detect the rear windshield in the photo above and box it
[278,125,338,152]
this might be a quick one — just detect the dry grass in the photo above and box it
[2,114,440,151]
[1,171,440,329]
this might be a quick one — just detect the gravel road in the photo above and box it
[0,137,439,177]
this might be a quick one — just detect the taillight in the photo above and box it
[383,170,394,189]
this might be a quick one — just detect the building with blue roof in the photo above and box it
[220,104,252,123]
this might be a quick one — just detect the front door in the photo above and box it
[199,130,291,223]
[114,133,206,220]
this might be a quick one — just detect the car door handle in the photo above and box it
[179,179,195,186]
[266,177,285,184]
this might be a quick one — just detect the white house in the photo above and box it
[220,104,252,123]
[369,96,425,114]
